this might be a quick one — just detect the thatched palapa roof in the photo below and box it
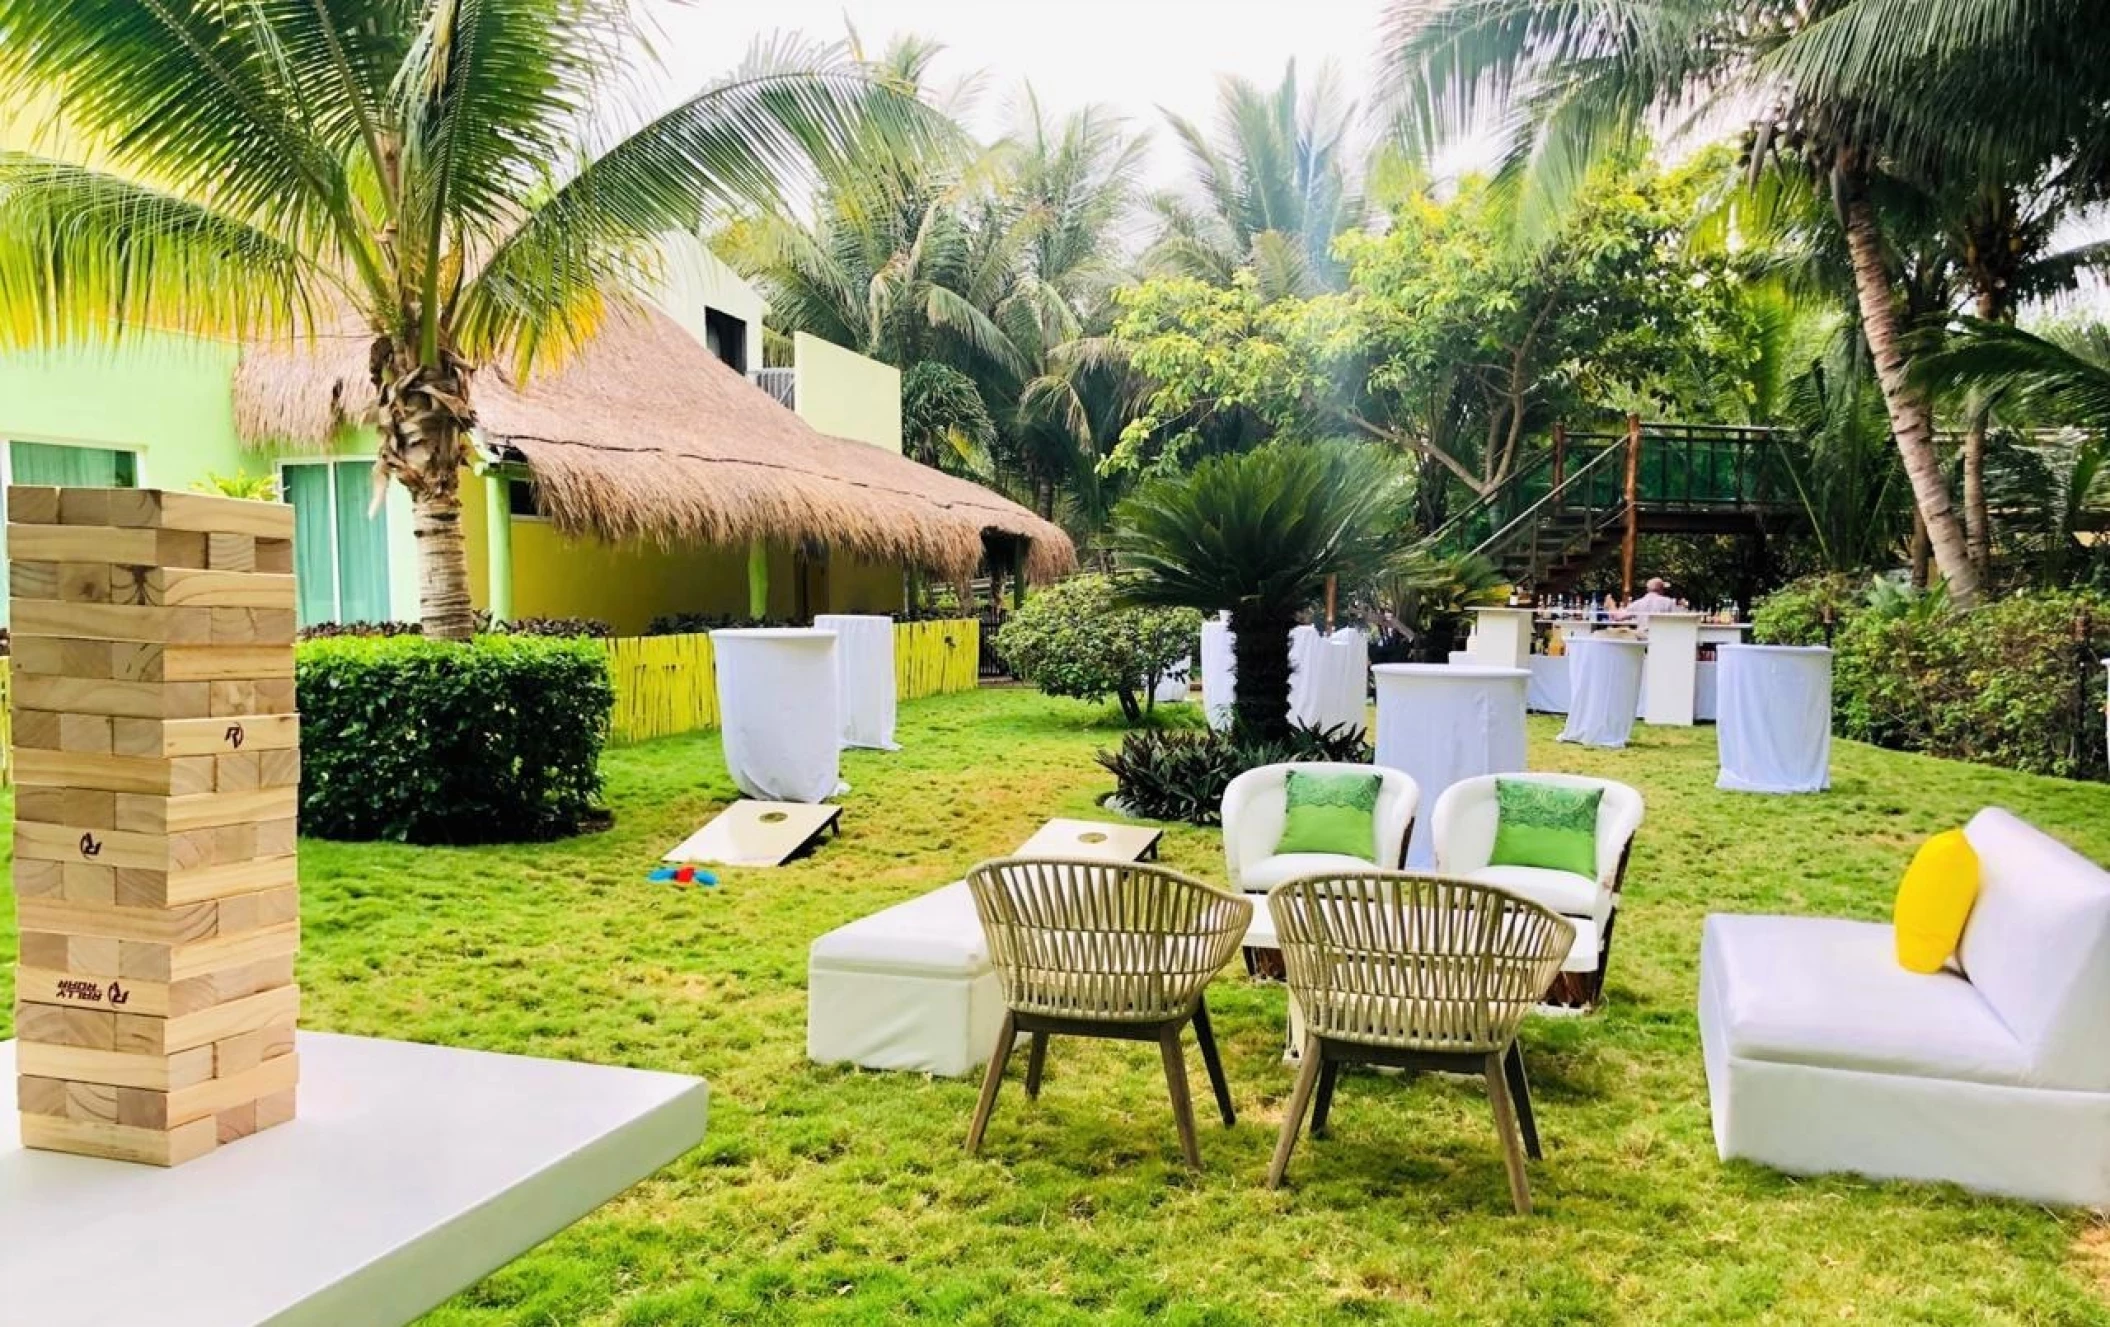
[233,307,1075,581]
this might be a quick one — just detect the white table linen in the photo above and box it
[1715,644,1832,793]
[1201,621,1366,734]
[712,628,844,802]
[813,614,899,751]
[1374,663,1529,867]
[1558,637,1646,748]
[1527,655,1571,714]
[1153,656,1194,705]
[1201,618,1237,731]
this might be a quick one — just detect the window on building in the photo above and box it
[507,478,544,518]
[281,460,392,626]
[703,308,748,374]
[0,440,141,624]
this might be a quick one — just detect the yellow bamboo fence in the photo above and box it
[601,618,981,745]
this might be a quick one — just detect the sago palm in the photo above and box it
[1113,445,1404,742]
[0,2,933,638]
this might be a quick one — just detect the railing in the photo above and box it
[599,618,982,744]
[1560,422,1790,510]
[750,367,797,409]
[1470,442,1630,567]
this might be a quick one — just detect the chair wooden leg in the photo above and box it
[1483,1052,1533,1214]
[1504,1042,1541,1160]
[1158,1025,1203,1169]
[966,1012,1017,1155]
[1024,1032,1049,1100]
[1266,1037,1324,1189]
[1191,1000,1236,1127]
[1310,1059,1340,1138]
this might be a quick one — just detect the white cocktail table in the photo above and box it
[1374,663,1529,867]
[813,614,899,751]
[0,1032,709,1327]
[711,627,843,802]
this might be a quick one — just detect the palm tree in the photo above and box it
[1380,0,2110,605]
[0,4,933,638]
[1113,445,1403,742]
[1146,61,1366,299]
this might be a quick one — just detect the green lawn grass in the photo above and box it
[7,687,2110,1323]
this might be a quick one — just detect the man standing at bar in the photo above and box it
[1620,577,1681,626]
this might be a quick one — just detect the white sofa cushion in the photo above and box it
[1454,864,1609,925]
[807,881,989,977]
[1236,851,1383,895]
[1958,808,2110,1092]
[1703,914,2035,1088]
[1432,773,1644,891]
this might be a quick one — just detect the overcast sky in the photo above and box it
[638,0,1405,187]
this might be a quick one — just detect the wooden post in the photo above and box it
[1621,414,1642,599]
[1550,423,1567,508]
[1324,575,1337,632]
[482,470,514,624]
[9,485,300,1167]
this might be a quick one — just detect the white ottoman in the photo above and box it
[807,883,1006,1078]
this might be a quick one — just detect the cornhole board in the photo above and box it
[0,1032,709,1327]
[663,800,843,867]
[1014,817,1163,863]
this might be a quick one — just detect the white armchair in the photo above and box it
[1222,762,1420,897]
[1431,773,1645,1008]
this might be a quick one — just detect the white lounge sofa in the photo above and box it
[1700,807,2110,1208]
[1222,762,1419,896]
[807,882,1005,1078]
[1431,773,1645,1008]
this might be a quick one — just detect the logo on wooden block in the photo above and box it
[225,723,246,750]
[79,832,103,858]
[52,978,131,1006]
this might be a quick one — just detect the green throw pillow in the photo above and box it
[1273,770,1381,860]
[1489,778,1602,878]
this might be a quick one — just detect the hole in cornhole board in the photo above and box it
[664,800,843,867]
[1014,817,1163,863]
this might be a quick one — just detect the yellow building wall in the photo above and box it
[792,332,903,454]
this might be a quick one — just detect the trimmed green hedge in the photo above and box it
[297,634,614,842]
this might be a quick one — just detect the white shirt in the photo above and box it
[1625,592,1680,618]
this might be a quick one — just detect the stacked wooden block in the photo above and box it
[11,486,300,1166]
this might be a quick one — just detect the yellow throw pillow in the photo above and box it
[1893,829,1981,974]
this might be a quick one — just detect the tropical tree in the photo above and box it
[0,3,932,638]
[1112,445,1404,741]
[1145,61,1366,299]
[1378,0,2110,604]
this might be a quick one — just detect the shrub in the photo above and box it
[1096,723,1374,825]
[1751,573,1863,645]
[297,634,614,842]
[299,611,611,641]
[1832,589,2109,779]
[995,575,1202,724]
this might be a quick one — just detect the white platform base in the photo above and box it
[0,1032,709,1327]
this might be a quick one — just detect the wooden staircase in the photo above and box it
[1431,419,1792,597]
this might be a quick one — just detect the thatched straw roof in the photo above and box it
[233,308,1075,581]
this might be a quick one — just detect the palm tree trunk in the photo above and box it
[1228,609,1295,743]
[374,337,479,640]
[1836,166,1981,606]
[1960,289,2002,574]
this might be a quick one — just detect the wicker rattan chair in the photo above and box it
[1265,871,1576,1212]
[964,857,1255,1169]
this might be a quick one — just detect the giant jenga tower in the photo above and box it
[10,486,300,1165]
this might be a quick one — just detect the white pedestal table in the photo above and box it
[1643,613,1703,726]
[1558,637,1646,748]
[1374,663,1529,867]
[813,614,899,751]
[1715,644,1834,794]
[712,627,843,802]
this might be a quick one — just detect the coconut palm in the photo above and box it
[1113,445,1404,742]
[1381,0,2110,605]
[0,3,935,638]
[1146,61,1366,299]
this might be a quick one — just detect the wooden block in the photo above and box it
[62,862,118,905]
[58,561,114,604]
[111,985,299,1057]
[254,677,298,713]
[17,895,219,945]
[20,1112,219,1166]
[18,930,73,969]
[112,712,299,758]
[253,609,298,644]
[117,920,299,984]
[18,674,211,718]
[141,568,296,609]
[10,599,213,644]
[16,1042,214,1091]
[209,680,257,716]
[58,487,114,526]
[8,486,61,523]
[11,559,58,598]
[60,712,115,753]
[17,1075,68,1116]
[116,1052,300,1132]
[160,644,295,682]
[217,750,262,791]
[216,884,299,935]
[15,859,64,899]
[15,747,178,794]
[16,1076,121,1123]
[15,952,291,1019]
[17,821,175,871]
[14,708,63,749]
[15,1003,118,1050]
[215,1028,267,1077]
[7,522,162,564]
[109,488,295,539]
[256,747,300,788]
[216,1100,258,1143]
[255,1086,297,1130]
[207,532,256,572]
[16,788,117,828]
[115,854,299,909]
[255,538,293,574]
[11,635,116,677]
[256,818,298,857]
[112,786,299,835]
